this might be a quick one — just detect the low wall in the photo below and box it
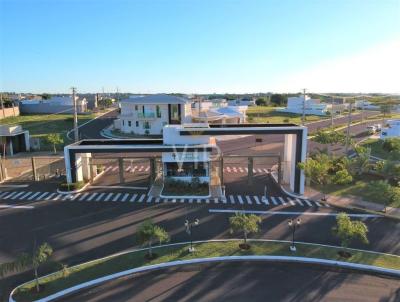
[0,106,20,119]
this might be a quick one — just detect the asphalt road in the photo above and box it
[78,109,119,139]
[59,262,400,302]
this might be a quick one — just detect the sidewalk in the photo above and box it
[304,186,400,220]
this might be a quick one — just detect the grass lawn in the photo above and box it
[1,113,96,150]
[12,240,400,301]
[362,138,393,159]
[313,174,400,208]
[246,106,328,124]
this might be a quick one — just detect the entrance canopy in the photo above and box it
[64,123,307,195]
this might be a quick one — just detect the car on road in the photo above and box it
[367,124,382,134]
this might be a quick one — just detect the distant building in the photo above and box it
[19,96,87,114]
[115,94,192,135]
[228,97,256,107]
[0,125,30,156]
[355,100,380,110]
[191,100,247,124]
[277,95,328,116]
[381,120,400,139]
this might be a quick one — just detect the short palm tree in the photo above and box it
[0,242,53,292]
[137,220,169,258]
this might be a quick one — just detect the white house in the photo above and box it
[277,95,328,116]
[115,94,193,135]
[228,97,256,107]
[381,119,400,139]
[191,99,247,124]
[355,100,380,110]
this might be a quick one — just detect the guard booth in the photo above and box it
[64,123,307,195]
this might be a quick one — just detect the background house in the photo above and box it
[115,94,192,135]
[355,100,380,110]
[19,96,87,114]
[191,99,247,124]
[276,95,328,116]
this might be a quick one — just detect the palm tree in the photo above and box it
[0,242,53,292]
[229,212,261,247]
[137,220,169,258]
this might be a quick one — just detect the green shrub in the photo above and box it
[365,180,392,205]
[332,169,353,185]
[59,181,85,191]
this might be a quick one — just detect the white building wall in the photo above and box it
[118,103,192,135]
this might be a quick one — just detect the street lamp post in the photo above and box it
[288,218,301,252]
[185,218,199,253]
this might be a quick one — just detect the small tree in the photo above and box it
[350,146,372,176]
[0,242,53,292]
[229,212,261,247]
[137,220,169,258]
[298,153,331,185]
[332,169,353,185]
[46,133,63,154]
[312,129,346,155]
[332,213,369,250]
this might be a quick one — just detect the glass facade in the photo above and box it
[165,162,208,177]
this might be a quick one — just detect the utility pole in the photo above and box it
[71,87,79,142]
[360,97,364,123]
[345,98,353,154]
[0,93,5,118]
[331,97,334,128]
[301,88,306,125]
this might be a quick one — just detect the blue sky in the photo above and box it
[1,0,399,93]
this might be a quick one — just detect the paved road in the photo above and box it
[1,180,399,300]
[78,109,119,139]
[59,262,400,302]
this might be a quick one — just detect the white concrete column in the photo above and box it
[75,154,84,182]
[299,127,308,195]
[283,134,296,191]
[24,131,30,151]
[81,153,92,182]
[64,147,72,183]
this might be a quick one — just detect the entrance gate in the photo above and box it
[88,156,162,185]
[218,154,281,186]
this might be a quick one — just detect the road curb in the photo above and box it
[9,239,400,302]
[10,256,400,302]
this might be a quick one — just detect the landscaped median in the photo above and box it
[10,240,400,302]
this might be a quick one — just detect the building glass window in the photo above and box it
[122,120,125,126]
[128,121,131,127]
[143,121,150,129]
[156,105,161,118]
[169,104,181,124]
[136,121,139,127]
[135,105,138,111]
[165,162,208,177]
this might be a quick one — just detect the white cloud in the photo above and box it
[275,39,400,93]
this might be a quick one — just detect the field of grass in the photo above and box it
[361,138,390,159]
[1,113,96,150]
[313,174,400,208]
[13,240,400,301]
[246,106,328,124]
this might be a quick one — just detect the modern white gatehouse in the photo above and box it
[64,123,308,197]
